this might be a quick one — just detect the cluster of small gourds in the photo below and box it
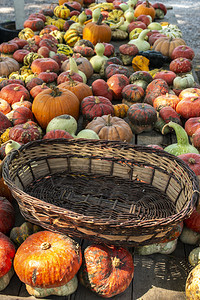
[0,0,200,298]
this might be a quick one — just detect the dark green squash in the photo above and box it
[10,222,42,247]
[137,50,169,68]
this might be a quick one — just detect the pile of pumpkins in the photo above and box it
[0,0,200,298]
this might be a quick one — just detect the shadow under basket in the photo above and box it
[2,139,199,246]
[0,22,21,43]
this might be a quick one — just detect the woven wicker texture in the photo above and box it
[2,139,199,246]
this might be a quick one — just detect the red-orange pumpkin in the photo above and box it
[32,86,80,129]
[0,83,30,105]
[79,244,134,298]
[153,93,181,111]
[176,97,200,119]
[0,232,15,278]
[14,231,82,288]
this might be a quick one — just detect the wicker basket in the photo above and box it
[2,139,199,246]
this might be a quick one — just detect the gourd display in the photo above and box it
[79,244,134,298]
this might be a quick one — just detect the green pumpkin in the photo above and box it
[173,74,195,90]
[137,239,177,255]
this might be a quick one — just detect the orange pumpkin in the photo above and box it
[79,244,134,298]
[0,99,11,115]
[58,79,93,103]
[82,14,112,46]
[134,0,156,20]
[153,93,181,111]
[59,0,83,6]
[14,231,82,288]
[32,86,80,129]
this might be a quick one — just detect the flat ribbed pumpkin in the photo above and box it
[32,86,80,129]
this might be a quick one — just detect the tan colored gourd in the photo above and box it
[152,37,186,58]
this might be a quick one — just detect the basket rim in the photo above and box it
[2,138,199,229]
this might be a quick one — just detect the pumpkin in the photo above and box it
[0,57,20,77]
[32,86,80,129]
[81,96,114,121]
[92,79,113,102]
[57,71,83,85]
[0,197,15,235]
[18,28,35,40]
[192,128,200,152]
[113,103,129,118]
[171,45,195,60]
[23,52,43,66]
[82,14,112,45]
[59,0,83,6]
[61,57,94,79]
[51,53,69,69]
[129,70,153,90]
[107,74,129,101]
[180,226,200,245]
[86,114,133,142]
[9,122,42,144]
[0,83,30,106]
[169,57,192,74]
[173,74,195,90]
[10,222,42,247]
[154,70,176,86]
[122,84,145,106]
[153,93,180,111]
[105,64,132,79]
[58,79,93,103]
[79,244,134,298]
[24,18,45,32]
[99,57,123,78]
[46,114,77,136]
[178,153,200,177]
[152,36,186,58]
[0,112,12,134]
[179,88,200,101]
[14,231,82,288]
[26,77,44,92]
[43,130,73,139]
[144,78,169,106]
[12,106,34,126]
[134,0,156,20]
[185,117,200,137]
[159,106,182,126]
[0,41,19,55]
[184,210,200,233]
[12,49,30,64]
[0,99,11,115]
[30,83,48,98]
[127,103,157,134]
[11,37,29,49]
[38,71,58,84]
[137,239,177,255]
[31,58,60,74]
[176,97,200,119]
[54,5,70,19]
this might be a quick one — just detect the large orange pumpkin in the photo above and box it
[32,86,80,129]
[14,231,82,288]
[82,14,112,45]
[58,79,93,103]
[134,0,156,20]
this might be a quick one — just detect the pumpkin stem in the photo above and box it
[96,14,103,25]
[41,242,51,250]
[145,0,151,7]
[49,85,62,97]
[95,96,100,104]
[112,256,121,268]
[188,157,196,164]
[106,114,112,126]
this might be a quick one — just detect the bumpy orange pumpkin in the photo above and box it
[14,231,82,288]
[32,86,80,129]
[79,244,134,298]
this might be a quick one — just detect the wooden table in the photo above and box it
[0,6,199,300]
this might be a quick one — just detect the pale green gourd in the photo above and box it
[188,247,200,267]
[0,268,14,291]
[128,29,150,51]
[119,11,135,31]
[124,0,137,18]
[5,140,21,155]
[26,275,78,298]
[137,239,177,255]
[173,74,195,90]
[92,8,101,22]
[90,43,108,73]
[69,57,87,83]
[69,11,87,31]
[46,114,77,135]
[76,129,100,139]
[179,226,200,245]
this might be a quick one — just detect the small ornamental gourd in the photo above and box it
[128,29,150,51]
[79,244,134,298]
[90,43,108,73]
[186,261,200,299]
[137,239,178,255]
[46,114,78,136]
[173,74,195,90]
[179,226,200,245]
[81,96,114,121]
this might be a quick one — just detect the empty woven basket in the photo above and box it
[2,139,199,246]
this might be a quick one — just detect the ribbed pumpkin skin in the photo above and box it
[152,37,186,58]
[122,84,145,106]
[134,1,156,20]
[58,81,93,103]
[81,96,114,121]
[32,87,80,129]
[127,103,157,134]
[43,129,73,139]
[79,244,134,298]
[82,21,112,46]
[0,232,15,277]
[14,231,82,288]
[86,115,133,142]
[144,79,169,106]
